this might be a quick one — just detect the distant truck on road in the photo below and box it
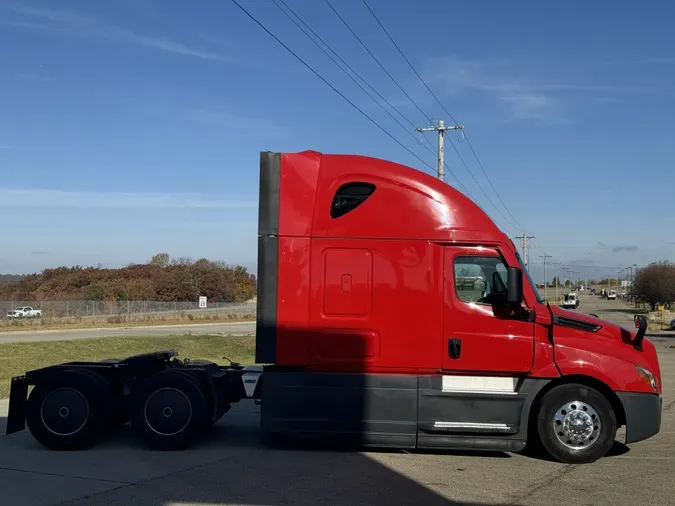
[560,292,580,309]
[607,290,617,300]
[6,306,42,319]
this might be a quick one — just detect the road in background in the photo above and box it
[0,321,256,344]
[572,293,673,339]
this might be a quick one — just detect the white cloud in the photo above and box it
[16,73,52,82]
[500,93,561,121]
[0,188,257,209]
[0,19,48,29]
[6,5,233,62]
[422,57,623,122]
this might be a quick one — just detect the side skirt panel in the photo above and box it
[260,369,418,448]
[417,375,550,451]
[259,370,551,452]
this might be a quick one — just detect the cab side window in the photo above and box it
[454,256,508,304]
[330,182,376,219]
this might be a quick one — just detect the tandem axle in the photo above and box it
[6,351,263,451]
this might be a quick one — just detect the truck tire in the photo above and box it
[25,370,112,450]
[536,383,616,464]
[129,370,209,450]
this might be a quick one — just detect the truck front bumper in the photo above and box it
[617,392,662,444]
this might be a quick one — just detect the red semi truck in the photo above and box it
[5,150,662,464]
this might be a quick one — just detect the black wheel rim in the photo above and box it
[144,387,193,436]
[40,388,90,436]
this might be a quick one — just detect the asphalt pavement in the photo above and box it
[0,321,256,343]
[0,294,673,505]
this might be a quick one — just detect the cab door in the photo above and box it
[441,246,535,374]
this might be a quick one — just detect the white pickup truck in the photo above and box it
[6,306,42,319]
[607,290,617,300]
[560,292,580,309]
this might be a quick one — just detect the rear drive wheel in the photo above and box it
[26,370,112,450]
[536,383,616,464]
[130,370,210,450]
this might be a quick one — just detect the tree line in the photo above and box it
[0,253,257,303]
[633,260,675,311]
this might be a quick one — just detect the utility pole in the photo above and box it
[633,263,638,307]
[618,270,622,298]
[555,262,560,302]
[539,254,552,300]
[515,235,535,267]
[563,268,571,294]
[416,120,463,180]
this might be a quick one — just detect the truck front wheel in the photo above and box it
[130,370,209,451]
[536,383,617,464]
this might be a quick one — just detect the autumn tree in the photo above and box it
[149,253,170,267]
[0,254,256,303]
[633,261,675,311]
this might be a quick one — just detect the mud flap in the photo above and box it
[6,376,29,435]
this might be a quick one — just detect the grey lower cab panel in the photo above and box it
[417,376,549,441]
[260,370,549,451]
[260,369,418,448]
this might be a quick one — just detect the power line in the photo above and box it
[280,0,520,235]
[324,0,521,231]
[323,0,431,123]
[228,0,441,177]
[274,0,415,131]
[361,0,531,234]
[322,0,497,204]
[462,133,530,232]
[271,0,470,191]
[231,0,518,237]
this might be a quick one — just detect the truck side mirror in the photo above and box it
[507,267,523,306]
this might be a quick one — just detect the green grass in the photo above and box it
[0,313,255,332]
[0,334,256,399]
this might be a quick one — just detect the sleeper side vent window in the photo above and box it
[330,182,376,219]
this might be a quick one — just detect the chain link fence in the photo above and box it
[1,300,256,325]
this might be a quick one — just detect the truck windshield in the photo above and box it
[515,251,545,304]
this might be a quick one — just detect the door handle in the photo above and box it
[448,338,462,359]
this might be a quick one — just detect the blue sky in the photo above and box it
[0,0,673,282]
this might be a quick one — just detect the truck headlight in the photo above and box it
[635,365,658,391]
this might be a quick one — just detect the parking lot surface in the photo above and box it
[1,294,673,506]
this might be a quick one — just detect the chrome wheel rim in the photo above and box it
[553,400,601,450]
